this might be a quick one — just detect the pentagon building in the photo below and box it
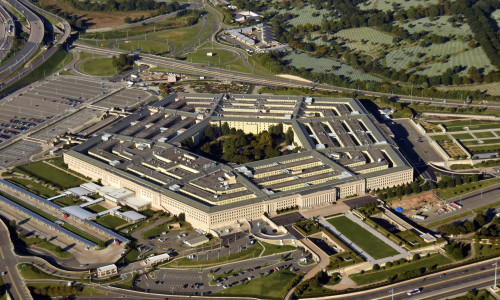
[64,93,413,231]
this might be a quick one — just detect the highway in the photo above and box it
[0,0,44,82]
[0,219,33,300]
[0,2,13,60]
[74,42,500,110]
[0,0,71,93]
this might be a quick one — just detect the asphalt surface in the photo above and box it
[0,0,44,81]
[313,259,500,300]
[0,219,34,300]
[0,3,13,60]
[73,43,500,111]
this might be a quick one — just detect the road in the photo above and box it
[0,3,13,60]
[0,0,44,82]
[0,0,71,93]
[305,258,500,300]
[74,43,500,110]
[0,219,33,300]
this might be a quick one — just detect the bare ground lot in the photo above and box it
[41,0,160,29]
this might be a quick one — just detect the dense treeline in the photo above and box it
[451,0,500,68]
[112,54,136,72]
[182,122,296,163]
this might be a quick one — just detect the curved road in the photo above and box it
[73,43,500,110]
[0,0,44,81]
[0,3,13,60]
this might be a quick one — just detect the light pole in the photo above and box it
[494,261,498,289]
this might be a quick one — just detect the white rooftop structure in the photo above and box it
[98,186,134,203]
[145,253,170,265]
[118,210,146,222]
[121,196,152,211]
[66,187,92,197]
[81,182,101,193]
[97,264,117,273]
[61,205,96,220]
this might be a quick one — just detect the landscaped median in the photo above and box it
[349,254,451,285]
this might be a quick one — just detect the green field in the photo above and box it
[436,178,500,200]
[181,48,236,66]
[284,52,382,82]
[27,283,107,297]
[13,161,85,190]
[358,0,440,11]
[6,178,58,198]
[326,216,399,259]
[141,222,169,239]
[216,269,297,299]
[17,264,66,280]
[396,16,471,37]
[96,215,128,229]
[116,40,170,55]
[451,133,473,140]
[53,196,80,207]
[430,135,451,141]
[334,27,393,46]
[80,58,119,76]
[140,22,204,53]
[260,241,296,257]
[349,254,451,285]
[473,131,495,139]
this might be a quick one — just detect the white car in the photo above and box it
[407,288,421,296]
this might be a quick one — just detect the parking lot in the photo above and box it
[92,88,154,109]
[0,140,42,167]
[134,248,314,296]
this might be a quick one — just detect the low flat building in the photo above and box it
[185,235,209,247]
[117,210,146,223]
[144,253,171,266]
[96,264,117,277]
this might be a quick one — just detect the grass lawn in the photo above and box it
[430,135,451,141]
[1,49,73,95]
[326,216,399,259]
[13,161,85,189]
[474,131,495,139]
[260,241,296,257]
[96,215,128,229]
[17,264,66,280]
[141,222,169,239]
[54,196,80,207]
[87,204,107,213]
[146,23,203,52]
[21,236,72,259]
[451,133,473,140]
[294,220,321,236]
[27,283,107,297]
[80,58,119,76]
[163,243,264,268]
[6,178,58,198]
[436,178,500,199]
[350,254,451,285]
[215,269,297,299]
[182,48,236,66]
[77,51,104,61]
[122,248,141,264]
[116,40,170,55]
[113,272,138,289]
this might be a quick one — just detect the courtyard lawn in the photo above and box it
[86,204,107,213]
[216,269,297,299]
[53,196,80,207]
[13,161,85,190]
[6,178,58,198]
[95,215,128,229]
[260,241,296,257]
[326,216,399,259]
[349,254,451,285]
[474,131,495,139]
[141,222,169,239]
[451,133,473,140]
[80,58,119,76]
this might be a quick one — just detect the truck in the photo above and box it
[449,202,462,209]
[412,214,427,220]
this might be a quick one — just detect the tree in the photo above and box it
[124,16,132,23]
[178,213,185,222]
[285,127,294,145]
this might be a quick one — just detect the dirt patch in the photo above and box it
[41,0,158,29]
[388,191,439,213]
